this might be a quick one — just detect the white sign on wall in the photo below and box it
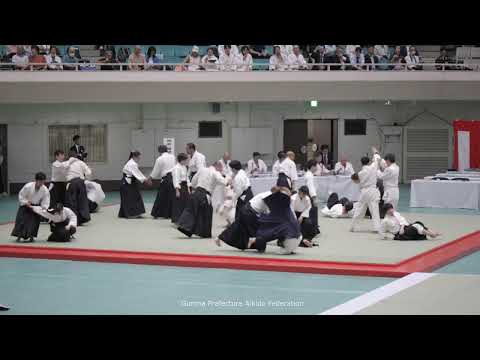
[163,138,175,154]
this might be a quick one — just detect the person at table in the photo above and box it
[305,159,320,232]
[50,150,77,208]
[321,192,355,218]
[118,151,152,219]
[318,144,333,170]
[373,148,400,216]
[65,151,92,225]
[70,134,88,161]
[380,203,440,240]
[247,152,268,176]
[176,161,228,238]
[32,202,77,242]
[186,142,206,181]
[333,157,355,176]
[278,151,298,190]
[11,172,50,243]
[229,160,253,221]
[219,152,232,177]
[85,180,105,213]
[149,145,176,219]
[291,186,318,248]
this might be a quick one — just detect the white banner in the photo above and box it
[458,131,470,171]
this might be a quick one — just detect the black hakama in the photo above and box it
[171,181,189,224]
[218,204,260,250]
[118,175,145,218]
[309,204,320,236]
[295,211,317,246]
[11,205,41,240]
[89,200,98,213]
[366,179,385,219]
[176,187,213,238]
[49,181,66,208]
[65,178,91,225]
[234,187,254,221]
[151,172,175,219]
[277,173,292,190]
[254,192,301,252]
[394,221,428,241]
[47,219,76,242]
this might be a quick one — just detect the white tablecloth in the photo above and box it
[410,179,480,210]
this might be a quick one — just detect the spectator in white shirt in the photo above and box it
[278,45,293,57]
[345,45,361,60]
[350,46,365,70]
[219,45,237,71]
[405,46,422,70]
[269,45,289,71]
[45,46,63,70]
[247,152,267,176]
[202,47,219,71]
[236,46,253,72]
[12,46,29,70]
[288,45,307,70]
[218,45,239,58]
[183,46,202,71]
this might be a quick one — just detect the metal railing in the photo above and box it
[1,62,478,72]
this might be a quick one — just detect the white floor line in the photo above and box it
[319,272,436,315]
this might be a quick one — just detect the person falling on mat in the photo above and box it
[84,180,105,213]
[321,192,355,218]
[11,172,50,243]
[33,202,77,242]
[380,203,440,240]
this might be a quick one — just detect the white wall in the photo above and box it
[3,100,480,185]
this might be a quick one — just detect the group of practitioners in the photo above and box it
[11,138,440,251]
[11,135,105,243]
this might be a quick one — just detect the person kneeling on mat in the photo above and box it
[291,186,318,247]
[33,202,77,242]
[380,203,440,241]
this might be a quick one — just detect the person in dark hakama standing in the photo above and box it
[304,159,320,235]
[49,150,76,208]
[118,151,152,219]
[149,145,176,219]
[228,160,253,221]
[11,172,50,242]
[290,186,318,247]
[33,202,77,242]
[64,151,92,225]
[176,161,228,238]
[171,153,192,224]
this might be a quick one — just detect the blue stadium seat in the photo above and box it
[158,46,175,57]
[173,45,191,58]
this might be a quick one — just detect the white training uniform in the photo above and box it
[66,159,92,182]
[219,158,232,177]
[287,53,307,70]
[279,157,298,183]
[334,161,355,176]
[304,170,317,200]
[51,157,77,182]
[19,182,50,209]
[290,193,311,218]
[272,160,282,178]
[232,169,251,203]
[191,166,228,194]
[350,158,381,232]
[379,211,427,240]
[85,180,105,206]
[249,191,271,215]
[246,158,267,175]
[172,163,191,189]
[219,52,237,71]
[123,158,147,184]
[150,152,176,179]
[269,54,289,71]
[314,162,330,176]
[188,151,206,178]
[218,45,239,58]
[33,206,77,229]
[376,156,400,209]
[236,53,253,71]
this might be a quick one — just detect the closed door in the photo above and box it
[284,119,308,165]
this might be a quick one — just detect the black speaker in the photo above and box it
[211,102,221,114]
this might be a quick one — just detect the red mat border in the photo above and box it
[1,230,479,277]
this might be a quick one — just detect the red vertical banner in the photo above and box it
[453,119,480,170]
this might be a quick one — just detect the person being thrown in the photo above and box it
[321,192,355,218]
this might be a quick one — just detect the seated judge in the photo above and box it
[70,135,88,161]
[333,157,355,176]
[33,202,77,242]
[317,144,334,170]
[247,152,267,176]
[11,172,50,243]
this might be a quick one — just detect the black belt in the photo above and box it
[196,187,211,196]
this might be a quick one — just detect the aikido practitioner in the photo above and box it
[49,150,76,207]
[186,143,206,180]
[149,145,176,219]
[33,202,77,242]
[290,186,318,247]
[380,203,440,241]
[85,180,105,213]
[228,160,253,220]
[304,159,320,233]
[321,192,355,218]
[350,152,381,233]
[215,189,272,250]
[373,149,400,216]
[280,151,298,190]
[271,151,286,178]
[219,152,232,177]
[176,161,228,238]
[119,151,152,219]
[70,134,88,161]
[246,152,267,176]
[11,172,50,242]
[64,151,92,225]
[171,153,191,224]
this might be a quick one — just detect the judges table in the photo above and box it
[410,179,480,210]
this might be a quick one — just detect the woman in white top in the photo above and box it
[290,185,318,247]
[119,150,152,219]
[269,46,289,71]
[201,47,219,71]
[45,46,63,70]
[236,46,253,72]
[171,153,192,224]
[229,160,253,221]
[247,152,268,176]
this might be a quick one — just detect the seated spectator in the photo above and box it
[345,44,360,60]
[435,46,454,70]
[323,45,337,56]
[374,45,390,59]
[350,46,365,70]
[218,45,239,58]
[236,46,253,72]
[98,50,119,70]
[45,46,63,70]
[183,45,202,71]
[389,46,405,70]
[288,45,308,70]
[37,45,50,55]
[201,47,219,71]
[364,45,379,70]
[145,46,162,70]
[12,46,29,70]
[405,46,422,70]
[269,45,289,71]
[29,45,47,70]
[219,45,237,71]
[6,45,17,60]
[310,45,328,70]
[249,45,270,59]
[278,45,293,57]
[128,45,145,71]
[63,46,79,70]
[327,48,349,70]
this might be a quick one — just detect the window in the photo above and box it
[198,121,222,138]
[344,119,366,135]
[48,124,107,162]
